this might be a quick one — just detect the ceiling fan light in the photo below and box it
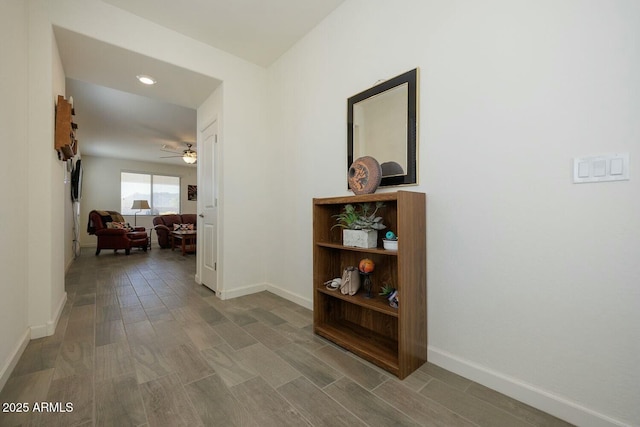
[183,153,197,164]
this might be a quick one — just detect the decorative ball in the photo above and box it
[358,258,375,273]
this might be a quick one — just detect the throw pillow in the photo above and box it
[106,221,133,231]
[173,223,194,231]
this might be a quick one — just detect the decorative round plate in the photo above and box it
[348,156,382,195]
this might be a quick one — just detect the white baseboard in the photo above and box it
[217,282,267,300]
[216,282,312,310]
[30,292,67,339]
[265,283,312,310]
[0,328,30,391]
[428,346,629,427]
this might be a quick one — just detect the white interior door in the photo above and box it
[199,120,218,291]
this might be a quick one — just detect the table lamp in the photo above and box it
[131,199,150,226]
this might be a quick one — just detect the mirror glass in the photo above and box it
[348,69,418,188]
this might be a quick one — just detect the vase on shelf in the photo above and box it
[362,273,374,298]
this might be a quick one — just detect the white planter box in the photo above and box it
[343,229,378,248]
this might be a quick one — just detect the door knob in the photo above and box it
[198,213,204,218]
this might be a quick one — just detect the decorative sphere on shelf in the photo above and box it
[358,258,375,273]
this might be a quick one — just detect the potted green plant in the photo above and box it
[332,202,386,248]
[379,283,395,297]
[379,283,398,308]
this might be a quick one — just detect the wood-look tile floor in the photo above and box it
[0,248,574,427]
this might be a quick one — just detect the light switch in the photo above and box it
[593,160,606,177]
[578,162,590,178]
[610,158,624,175]
[573,153,630,183]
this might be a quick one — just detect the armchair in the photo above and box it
[87,210,148,255]
[153,214,197,248]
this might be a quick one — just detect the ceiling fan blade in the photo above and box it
[159,142,197,162]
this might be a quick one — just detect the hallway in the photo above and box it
[0,248,571,426]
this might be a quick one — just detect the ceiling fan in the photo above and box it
[160,143,197,164]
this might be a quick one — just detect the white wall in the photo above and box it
[266,0,640,425]
[0,0,30,390]
[51,14,69,330]
[52,29,76,274]
[27,0,67,340]
[79,155,197,247]
[0,0,69,389]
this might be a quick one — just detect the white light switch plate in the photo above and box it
[573,153,629,183]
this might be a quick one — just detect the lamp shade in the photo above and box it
[131,200,150,210]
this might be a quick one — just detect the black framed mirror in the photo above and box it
[347,68,418,188]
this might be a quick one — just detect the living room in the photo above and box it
[1,1,638,426]
[79,156,198,250]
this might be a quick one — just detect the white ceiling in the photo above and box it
[54,1,345,166]
[101,0,345,68]
[67,78,198,164]
[54,26,222,110]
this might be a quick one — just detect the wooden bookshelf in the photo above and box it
[312,191,426,379]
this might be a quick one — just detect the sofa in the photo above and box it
[153,214,197,248]
[87,210,148,255]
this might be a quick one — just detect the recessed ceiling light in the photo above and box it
[136,75,156,85]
